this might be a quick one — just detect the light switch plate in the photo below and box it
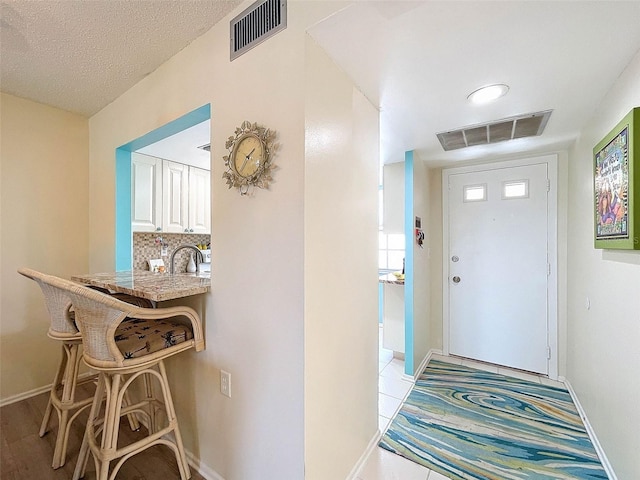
[220,370,231,397]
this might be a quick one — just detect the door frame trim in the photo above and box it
[442,154,559,379]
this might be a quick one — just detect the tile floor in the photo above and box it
[355,327,564,480]
[355,329,449,480]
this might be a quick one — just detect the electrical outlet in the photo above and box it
[220,370,231,398]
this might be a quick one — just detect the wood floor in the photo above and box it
[1,385,207,480]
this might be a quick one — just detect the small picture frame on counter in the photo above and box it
[148,258,165,273]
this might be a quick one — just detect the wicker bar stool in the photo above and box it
[18,267,92,469]
[18,268,153,469]
[38,274,204,480]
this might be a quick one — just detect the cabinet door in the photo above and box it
[131,154,162,232]
[162,161,189,233]
[382,283,405,353]
[188,167,211,234]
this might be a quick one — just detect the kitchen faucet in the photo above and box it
[169,244,204,274]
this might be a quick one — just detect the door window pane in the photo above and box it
[463,184,487,202]
[502,180,529,199]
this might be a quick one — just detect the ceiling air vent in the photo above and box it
[436,110,552,151]
[230,0,287,61]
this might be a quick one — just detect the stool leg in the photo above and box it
[123,388,141,432]
[102,374,121,450]
[52,343,82,469]
[97,459,110,480]
[94,373,123,480]
[73,374,105,480]
[158,360,190,480]
[40,344,67,438]
[142,372,158,434]
[52,410,69,468]
[39,397,54,437]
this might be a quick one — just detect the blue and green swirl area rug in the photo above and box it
[379,360,606,479]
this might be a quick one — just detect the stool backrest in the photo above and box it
[33,273,204,370]
[33,273,132,366]
[18,267,79,339]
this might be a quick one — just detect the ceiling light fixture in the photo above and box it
[467,84,509,105]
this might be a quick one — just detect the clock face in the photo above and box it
[233,134,265,178]
[223,121,276,194]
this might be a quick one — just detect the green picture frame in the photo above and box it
[593,107,639,250]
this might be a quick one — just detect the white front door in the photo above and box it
[446,160,551,374]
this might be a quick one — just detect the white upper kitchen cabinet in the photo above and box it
[131,153,162,232]
[188,166,211,234]
[162,160,211,234]
[133,156,210,234]
[162,160,189,233]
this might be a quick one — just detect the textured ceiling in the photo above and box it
[3,1,640,166]
[0,0,241,116]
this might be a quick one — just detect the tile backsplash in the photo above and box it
[133,232,211,272]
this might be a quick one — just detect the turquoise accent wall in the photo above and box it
[404,151,414,376]
[115,148,133,270]
[114,104,211,271]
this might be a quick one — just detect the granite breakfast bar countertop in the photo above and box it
[71,270,211,302]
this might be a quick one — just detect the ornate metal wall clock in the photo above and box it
[223,121,277,195]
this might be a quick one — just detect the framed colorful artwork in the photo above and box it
[593,107,639,249]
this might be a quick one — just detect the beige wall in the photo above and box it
[88,14,306,477]
[86,2,375,479]
[0,93,89,401]
[304,37,379,480]
[566,50,640,478]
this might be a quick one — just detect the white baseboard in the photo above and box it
[561,378,617,480]
[345,429,383,480]
[0,383,51,408]
[412,348,443,381]
[0,371,95,408]
[185,450,225,480]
